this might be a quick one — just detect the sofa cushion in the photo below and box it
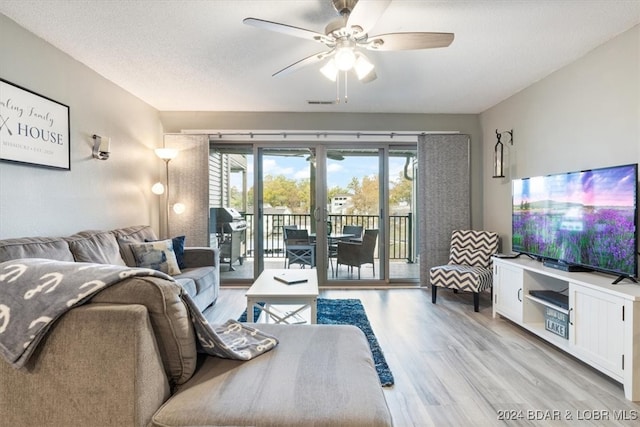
[174,278,196,299]
[0,236,75,262]
[113,225,159,266]
[66,230,126,265]
[89,276,197,386]
[174,266,218,313]
[129,239,181,275]
[113,224,159,242]
[152,324,393,427]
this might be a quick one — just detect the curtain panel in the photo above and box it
[418,134,471,285]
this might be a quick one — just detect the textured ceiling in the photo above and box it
[1,0,639,114]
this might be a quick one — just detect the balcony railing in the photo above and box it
[237,213,413,261]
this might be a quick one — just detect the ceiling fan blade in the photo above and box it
[272,51,333,77]
[243,18,328,43]
[346,0,392,35]
[366,32,454,51]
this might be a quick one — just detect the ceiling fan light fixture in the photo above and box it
[334,43,356,71]
[354,54,375,80]
[244,0,454,96]
[320,59,338,81]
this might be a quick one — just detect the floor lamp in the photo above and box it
[153,147,179,238]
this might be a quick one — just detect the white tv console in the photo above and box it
[492,257,640,401]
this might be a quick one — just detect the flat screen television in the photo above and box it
[512,163,638,283]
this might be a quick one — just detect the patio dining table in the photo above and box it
[310,233,355,241]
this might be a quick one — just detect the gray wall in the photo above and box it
[0,14,164,238]
[480,25,640,252]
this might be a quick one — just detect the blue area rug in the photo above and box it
[238,298,394,386]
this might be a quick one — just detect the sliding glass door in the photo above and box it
[388,147,419,280]
[211,140,419,285]
[321,147,382,282]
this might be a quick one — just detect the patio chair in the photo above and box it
[430,229,499,312]
[328,225,363,276]
[282,225,298,267]
[284,227,315,269]
[336,229,378,279]
[342,225,364,242]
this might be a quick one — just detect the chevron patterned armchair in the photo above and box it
[430,229,499,312]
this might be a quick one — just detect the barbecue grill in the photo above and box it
[210,207,247,271]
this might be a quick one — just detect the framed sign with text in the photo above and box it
[0,79,70,170]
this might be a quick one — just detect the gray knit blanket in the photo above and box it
[0,258,278,368]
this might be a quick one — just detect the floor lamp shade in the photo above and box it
[155,148,178,161]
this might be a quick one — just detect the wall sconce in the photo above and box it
[92,134,111,160]
[493,129,513,178]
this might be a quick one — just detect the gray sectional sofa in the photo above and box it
[0,225,392,426]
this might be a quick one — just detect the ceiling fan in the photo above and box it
[243,0,454,84]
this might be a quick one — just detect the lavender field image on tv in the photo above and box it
[512,164,637,276]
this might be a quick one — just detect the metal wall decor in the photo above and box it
[493,129,513,178]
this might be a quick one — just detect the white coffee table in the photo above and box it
[246,269,319,324]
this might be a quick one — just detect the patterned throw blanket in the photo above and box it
[0,259,278,369]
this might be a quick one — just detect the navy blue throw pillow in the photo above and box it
[171,235,186,269]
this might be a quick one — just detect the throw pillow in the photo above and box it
[129,239,181,275]
[146,235,186,269]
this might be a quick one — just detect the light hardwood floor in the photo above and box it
[210,287,640,426]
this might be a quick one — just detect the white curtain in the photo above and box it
[418,134,471,285]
